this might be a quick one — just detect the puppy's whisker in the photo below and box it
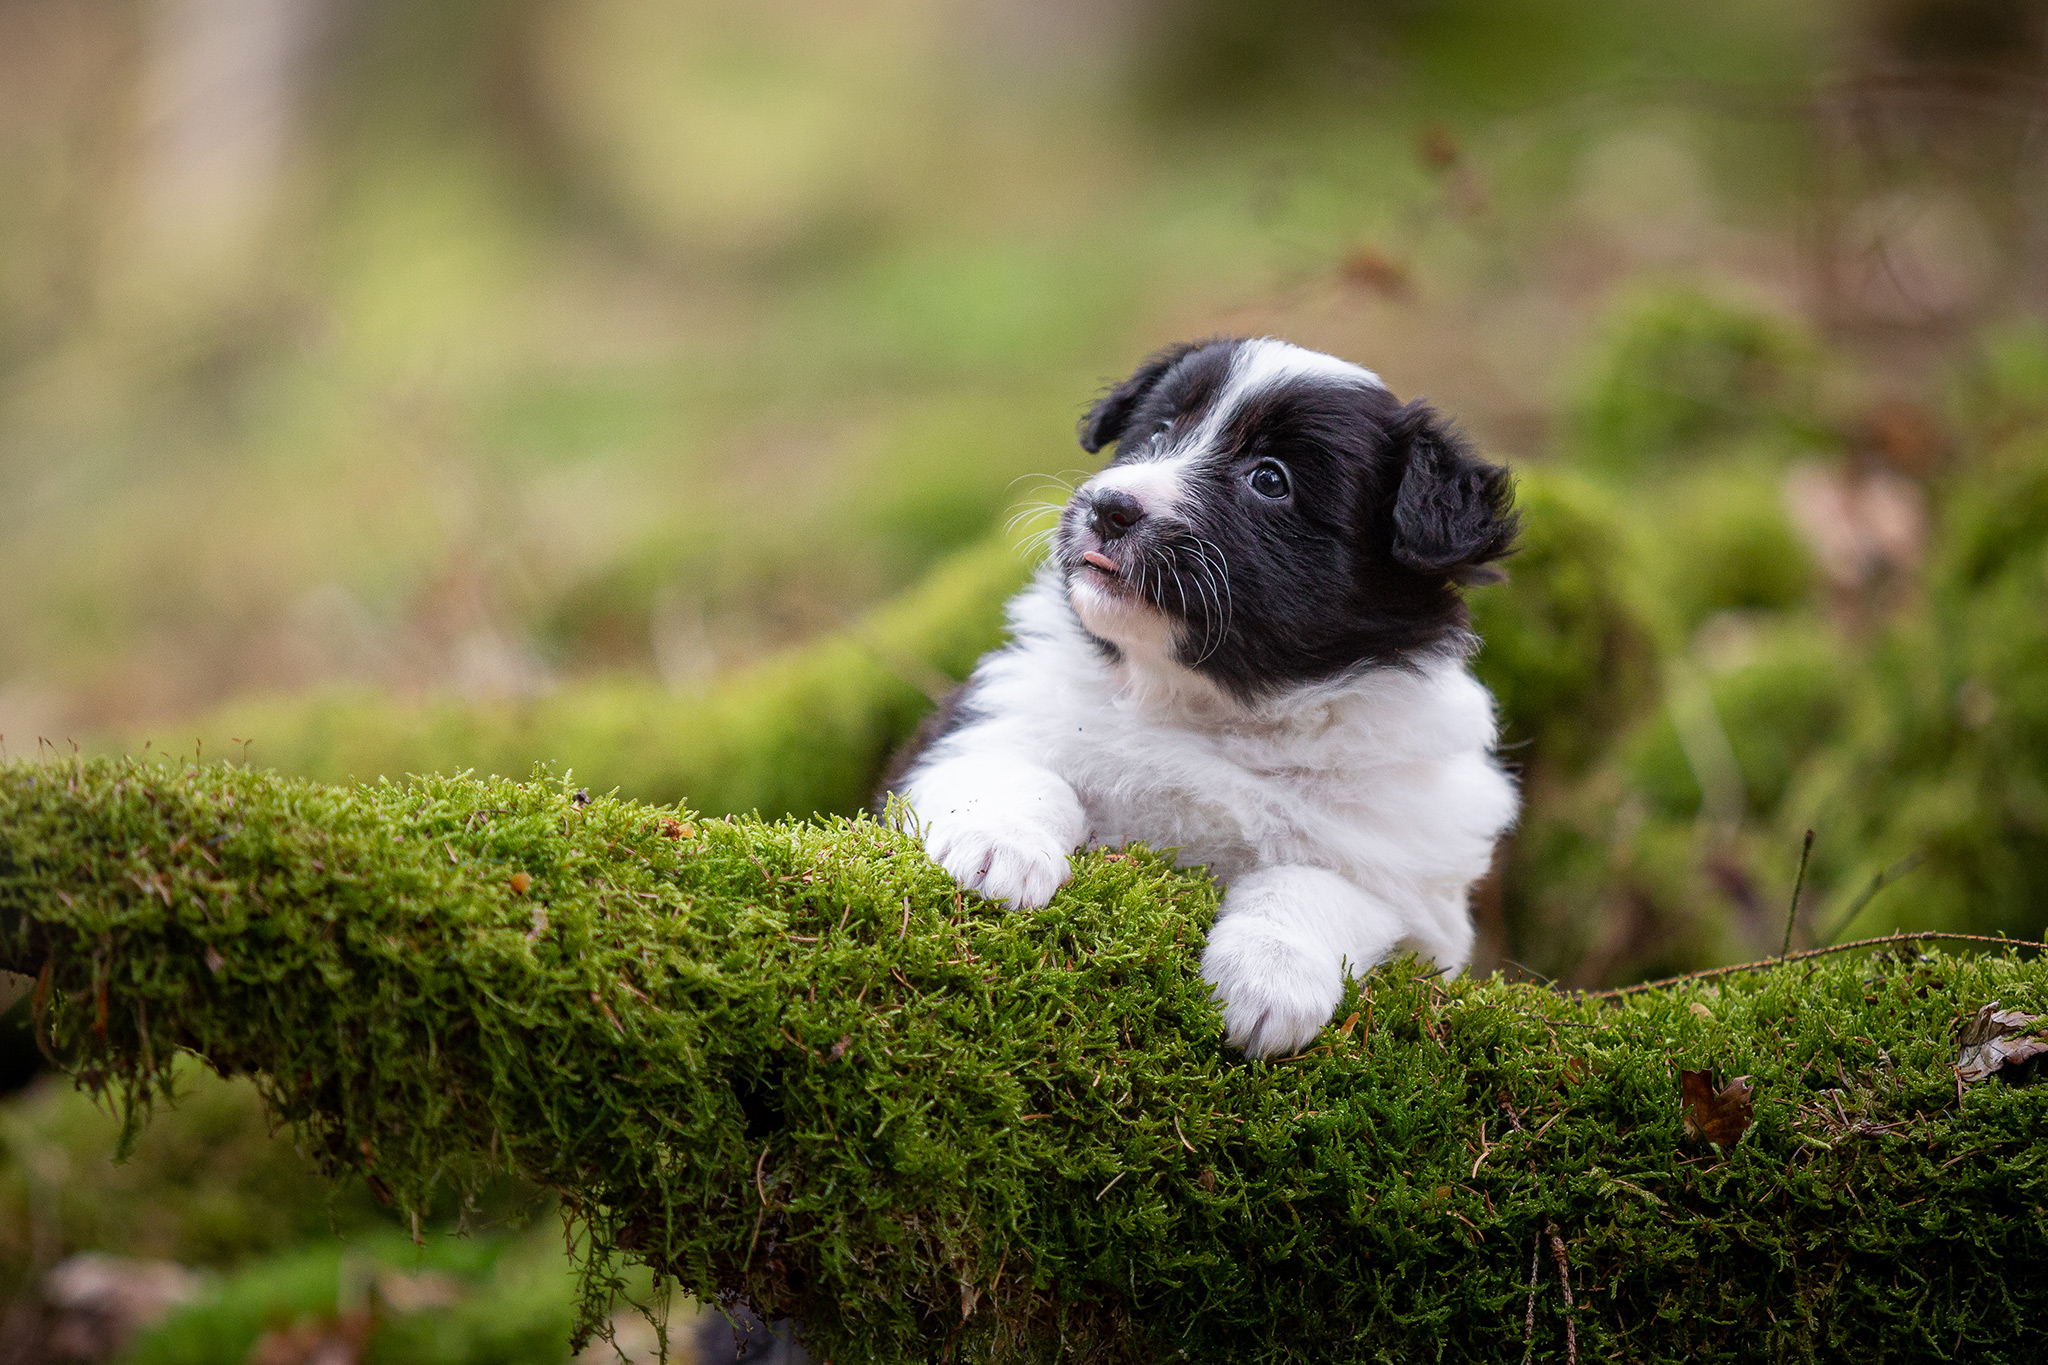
[1191,535,1235,643]
[1004,508,1059,539]
[1017,526,1059,565]
[1188,549,1225,663]
[1003,498,1063,527]
[1189,548,1226,664]
[1173,538,1226,665]
[1006,471,1078,495]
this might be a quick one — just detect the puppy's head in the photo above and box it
[1055,337,1516,698]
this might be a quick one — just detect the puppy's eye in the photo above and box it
[1247,460,1291,500]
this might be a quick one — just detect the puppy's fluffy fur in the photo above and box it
[885,338,1519,1057]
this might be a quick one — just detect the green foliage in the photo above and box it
[1790,459,2048,941]
[123,1232,577,1365]
[133,537,1032,819]
[1574,287,1815,478]
[1954,321,2048,452]
[1469,470,1661,780]
[1504,614,1856,982]
[0,1063,387,1302]
[6,760,2048,1363]
[1625,624,1851,821]
[1633,464,1817,637]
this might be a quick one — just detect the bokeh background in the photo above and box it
[6,0,2048,1359]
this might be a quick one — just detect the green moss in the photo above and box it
[6,759,2048,1363]
[1573,286,1815,479]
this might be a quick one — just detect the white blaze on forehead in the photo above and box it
[1229,338,1384,401]
[1078,339,1383,516]
[1187,338,1385,453]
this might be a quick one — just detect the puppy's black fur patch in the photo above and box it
[1061,338,1516,700]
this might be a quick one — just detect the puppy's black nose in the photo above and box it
[1089,490,1146,541]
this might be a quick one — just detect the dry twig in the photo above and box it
[1519,1229,1542,1365]
[1583,931,2042,1001]
[1548,1224,1576,1365]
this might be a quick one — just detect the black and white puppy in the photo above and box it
[887,338,1519,1057]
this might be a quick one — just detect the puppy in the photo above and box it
[885,338,1519,1057]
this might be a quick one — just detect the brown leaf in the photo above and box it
[1954,1002,2048,1083]
[1417,124,1460,170]
[1680,1069,1754,1146]
[1338,246,1411,298]
[828,1034,851,1062]
[508,872,533,894]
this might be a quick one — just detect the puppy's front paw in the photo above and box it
[1199,920,1344,1059]
[924,816,1073,909]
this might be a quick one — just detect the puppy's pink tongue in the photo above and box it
[1082,551,1120,573]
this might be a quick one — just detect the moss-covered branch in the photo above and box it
[5,761,2048,1361]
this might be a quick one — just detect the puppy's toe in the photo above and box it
[1200,926,1344,1059]
[982,842,1070,909]
[926,819,1072,909]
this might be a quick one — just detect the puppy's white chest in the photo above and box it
[1062,718,1351,883]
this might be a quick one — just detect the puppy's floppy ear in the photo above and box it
[1078,341,1200,453]
[1389,402,1518,583]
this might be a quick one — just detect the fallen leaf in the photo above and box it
[1783,462,1926,593]
[1689,1002,1715,1021]
[1954,1002,2048,1083]
[1417,124,1460,169]
[1338,245,1411,298]
[1855,398,1946,476]
[1680,1069,1754,1146]
[508,872,533,894]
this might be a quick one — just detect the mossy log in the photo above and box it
[5,761,2048,1364]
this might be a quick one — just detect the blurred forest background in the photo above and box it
[6,0,2048,1359]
